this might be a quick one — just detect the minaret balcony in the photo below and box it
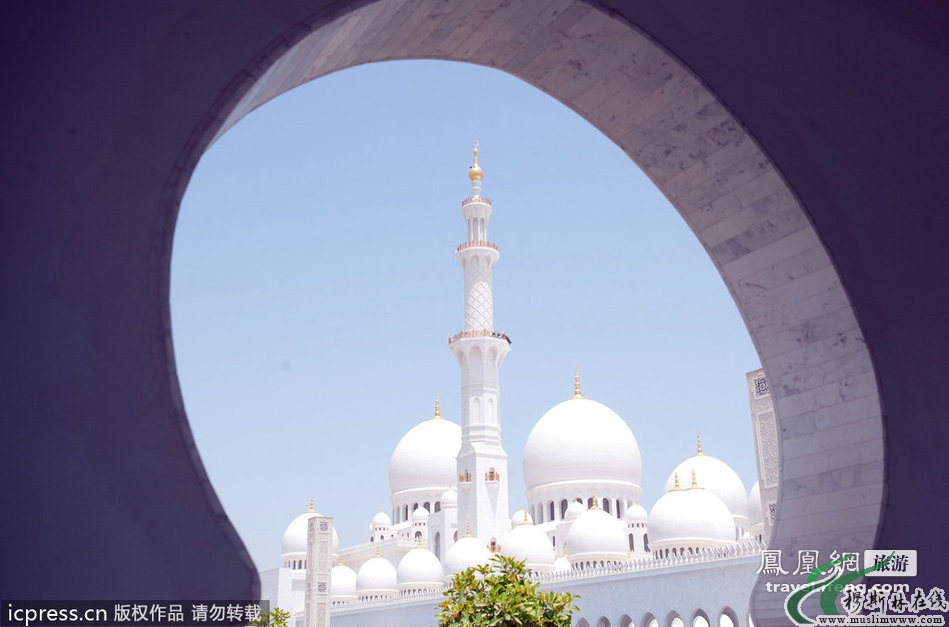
[448,329,512,346]
[456,240,498,253]
[461,196,492,207]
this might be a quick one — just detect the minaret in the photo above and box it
[448,142,511,542]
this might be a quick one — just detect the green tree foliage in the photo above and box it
[437,554,578,626]
[248,606,291,627]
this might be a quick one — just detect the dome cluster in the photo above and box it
[280,375,757,611]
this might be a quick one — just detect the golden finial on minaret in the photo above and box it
[417,536,424,548]
[523,509,530,524]
[697,431,704,455]
[673,472,681,490]
[465,523,472,537]
[591,494,599,509]
[307,497,315,513]
[574,365,583,398]
[690,468,699,489]
[434,392,441,419]
[468,140,483,181]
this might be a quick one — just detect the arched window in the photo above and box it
[603,499,611,514]
[560,499,568,518]
[616,499,623,518]
[423,501,430,512]
[412,502,418,512]
[404,504,408,520]
[435,532,441,560]
[692,613,710,627]
[549,501,555,521]
[629,534,635,552]
[434,501,441,513]
[453,531,458,542]
[588,497,594,508]
[415,531,422,541]
[644,533,649,552]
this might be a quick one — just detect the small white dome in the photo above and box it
[355,555,398,598]
[565,499,586,521]
[441,488,458,508]
[748,481,763,526]
[397,546,444,590]
[502,523,554,572]
[372,511,392,528]
[524,396,642,492]
[442,535,492,577]
[281,506,339,558]
[565,503,627,563]
[511,508,533,527]
[624,502,649,523]
[648,480,736,548]
[412,506,430,523]
[664,449,748,520]
[390,415,461,497]
[330,562,357,602]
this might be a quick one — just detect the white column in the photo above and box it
[304,516,333,627]
[448,143,511,543]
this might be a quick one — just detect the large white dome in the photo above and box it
[565,503,628,564]
[389,411,461,497]
[330,561,357,602]
[523,395,642,491]
[397,546,445,590]
[664,449,748,520]
[648,479,737,549]
[502,523,554,572]
[355,554,398,598]
[442,535,493,577]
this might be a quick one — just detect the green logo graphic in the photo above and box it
[784,551,894,625]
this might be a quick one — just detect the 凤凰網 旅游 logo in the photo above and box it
[781,549,947,626]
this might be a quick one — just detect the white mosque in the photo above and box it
[259,144,771,627]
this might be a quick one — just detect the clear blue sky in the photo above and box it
[170,59,762,570]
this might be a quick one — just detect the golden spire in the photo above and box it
[307,497,315,513]
[465,523,472,537]
[468,141,483,181]
[562,543,568,557]
[523,508,530,524]
[434,392,441,419]
[375,546,381,557]
[696,431,704,455]
[673,472,681,490]
[573,365,583,398]
[338,556,345,566]
[690,468,701,489]
[417,536,424,548]
[591,494,599,509]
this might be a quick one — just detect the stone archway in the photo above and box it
[163,1,882,622]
